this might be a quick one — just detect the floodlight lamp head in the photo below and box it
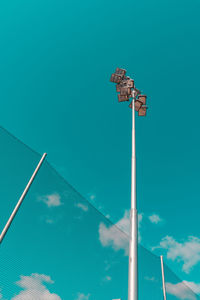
[138,106,147,116]
[118,94,129,102]
[110,68,127,84]
[110,73,123,84]
[120,86,132,97]
[138,95,147,105]
[115,68,126,76]
[134,100,143,112]
[116,84,121,93]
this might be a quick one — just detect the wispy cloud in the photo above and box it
[98,211,143,255]
[99,211,129,254]
[166,281,199,300]
[153,236,200,273]
[148,214,162,224]
[11,273,61,300]
[39,193,62,208]
[75,202,88,212]
[75,293,90,300]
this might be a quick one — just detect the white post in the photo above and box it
[160,255,167,300]
[0,153,47,244]
[128,100,138,300]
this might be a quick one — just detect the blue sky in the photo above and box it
[0,0,200,298]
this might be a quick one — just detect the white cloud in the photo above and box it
[40,193,62,208]
[153,236,200,273]
[166,281,199,300]
[99,222,129,254]
[148,214,162,224]
[98,211,143,255]
[75,203,88,212]
[76,293,90,300]
[11,273,61,300]
[99,211,129,254]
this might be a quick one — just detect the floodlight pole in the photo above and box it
[0,153,47,245]
[128,98,138,300]
[110,68,147,300]
[160,255,167,300]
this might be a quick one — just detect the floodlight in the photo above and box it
[118,94,129,102]
[115,68,126,76]
[110,68,148,300]
[126,79,134,88]
[129,100,143,111]
[116,84,121,92]
[137,95,147,105]
[120,86,132,96]
[138,106,147,116]
[119,78,134,89]
[110,68,148,117]
[134,100,142,112]
[110,73,123,84]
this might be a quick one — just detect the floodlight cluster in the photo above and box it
[110,68,147,116]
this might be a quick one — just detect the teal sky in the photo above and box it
[0,0,200,299]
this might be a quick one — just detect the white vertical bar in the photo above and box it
[0,153,47,244]
[160,255,167,300]
[128,100,138,300]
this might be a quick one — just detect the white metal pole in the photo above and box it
[128,100,138,300]
[160,255,167,300]
[0,153,47,245]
